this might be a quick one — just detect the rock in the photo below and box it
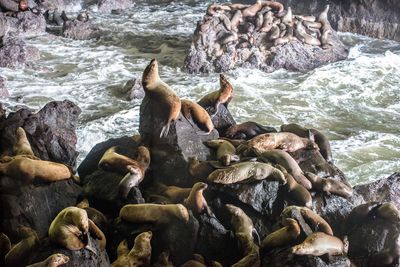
[5,11,46,37]
[203,105,236,137]
[122,78,145,101]
[0,76,10,98]
[262,251,351,267]
[38,0,82,12]
[0,100,81,168]
[0,178,82,242]
[97,0,133,13]
[353,172,400,210]
[184,48,213,74]
[62,19,100,40]
[0,35,40,69]
[29,234,110,267]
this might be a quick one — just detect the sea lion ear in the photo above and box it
[308,130,315,142]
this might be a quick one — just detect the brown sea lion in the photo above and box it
[120,204,190,224]
[281,206,333,236]
[290,232,347,256]
[219,13,232,31]
[269,24,280,40]
[241,0,262,17]
[278,166,312,208]
[198,74,234,117]
[76,199,108,232]
[148,182,191,203]
[188,156,217,180]
[142,59,181,138]
[225,121,277,140]
[261,218,301,250]
[257,149,312,189]
[184,182,210,215]
[274,25,294,46]
[26,254,70,267]
[317,5,333,50]
[255,12,264,31]
[231,233,260,267]
[181,99,214,134]
[346,202,381,230]
[294,20,321,46]
[206,3,231,16]
[49,207,106,251]
[111,231,152,267]
[260,11,274,32]
[376,202,400,222]
[0,155,72,183]
[261,0,284,14]
[205,139,239,166]
[207,162,286,185]
[13,127,34,156]
[226,204,259,245]
[230,10,243,32]
[5,226,39,267]
[321,28,334,49]
[219,137,247,148]
[305,172,353,198]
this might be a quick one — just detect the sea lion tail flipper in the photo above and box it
[252,228,261,246]
[160,123,171,138]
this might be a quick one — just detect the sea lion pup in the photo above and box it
[112,231,152,267]
[207,162,286,185]
[206,3,230,16]
[188,156,217,180]
[290,232,348,256]
[281,206,334,236]
[0,155,72,183]
[225,121,277,140]
[120,204,190,224]
[294,19,322,46]
[277,166,312,208]
[225,204,259,245]
[49,207,106,251]
[5,226,39,267]
[184,182,211,215]
[13,127,35,156]
[142,59,181,138]
[376,202,400,222]
[305,172,353,198]
[197,74,234,117]
[181,99,214,134]
[26,254,70,267]
[258,149,312,189]
[261,218,301,250]
[241,0,262,17]
[280,123,333,163]
[205,139,240,166]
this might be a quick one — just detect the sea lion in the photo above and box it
[274,25,293,46]
[26,254,70,267]
[281,6,292,26]
[230,10,243,32]
[303,20,322,29]
[294,20,321,46]
[5,226,39,267]
[188,156,217,180]
[49,207,106,251]
[229,3,250,10]
[13,127,34,156]
[219,14,232,31]
[225,204,259,245]
[221,32,238,45]
[268,24,280,40]
[290,232,347,256]
[281,206,334,236]
[181,260,206,267]
[142,59,181,138]
[205,139,240,166]
[317,4,330,25]
[225,121,276,140]
[305,172,353,198]
[181,99,214,134]
[321,28,333,49]
[198,74,234,117]
[261,218,301,250]
[376,202,400,222]
[346,202,381,230]
[207,162,286,185]
[260,11,274,32]
[152,251,174,267]
[118,166,143,199]
[0,0,18,12]
[77,10,89,22]
[111,231,152,267]
[206,3,230,16]
[219,137,247,148]
[278,166,312,207]
[262,1,284,14]
[295,15,316,22]
[184,182,211,215]
[76,199,108,232]
[0,155,72,183]
[120,204,190,224]
[242,0,262,17]
[159,184,191,203]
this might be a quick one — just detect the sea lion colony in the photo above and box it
[1,58,399,266]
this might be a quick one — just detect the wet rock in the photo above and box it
[0,100,81,168]
[29,234,110,267]
[0,35,40,69]
[262,251,351,267]
[0,178,82,242]
[97,0,133,13]
[5,11,46,37]
[62,19,100,40]
[353,172,400,209]
[184,48,213,74]
[0,76,10,98]
[122,78,145,101]
[38,0,82,12]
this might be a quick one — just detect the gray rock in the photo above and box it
[62,19,100,40]
[5,11,46,37]
[0,35,40,69]
[122,78,145,101]
[203,105,236,137]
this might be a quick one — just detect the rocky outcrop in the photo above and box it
[62,19,100,40]
[0,34,40,69]
[5,11,46,37]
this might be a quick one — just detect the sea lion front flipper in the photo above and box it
[88,219,106,250]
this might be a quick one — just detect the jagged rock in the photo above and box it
[29,234,110,267]
[262,251,351,267]
[0,76,10,98]
[0,100,81,168]
[122,78,145,101]
[353,172,400,209]
[62,19,100,40]
[0,35,40,69]
[5,11,46,37]
[0,178,82,242]
[97,0,133,13]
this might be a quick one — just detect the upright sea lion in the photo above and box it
[112,231,152,267]
[26,254,70,267]
[207,162,286,185]
[260,11,274,32]
[13,127,34,156]
[198,74,234,117]
[225,121,276,140]
[255,12,263,31]
[5,226,39,267]
[241,0,262,17]
[278,166,312,207]
[76,199,108,232]
[321,28,333,49]
[205,139,240,166]
[261,1,284,14]
[49,207,106,251]
[184,182,210,215]
[231,233,260,267]
[346,202,381,230]
[274,24,294,46]
[120,204,190,224]
[290,232,347,256]
[181,99,214,134]
[317,5,333,50]
[294,20,321,46]
[261,218,301,250]
[305,172,353,198]
[225,204,259,245]
[188,156,217,180]
[281,6,292,25]
[142,59,181,138]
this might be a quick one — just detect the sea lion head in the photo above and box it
[142,59,159,89]
[193,182,208,191]
[69,208,89,234]
[219,74,233,94]
[136,231,152,244]
[48,254,70,266]
[19,0,29,11]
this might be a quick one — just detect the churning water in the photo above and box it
[1,0,399,185]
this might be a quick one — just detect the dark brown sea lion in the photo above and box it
[188,156,217,180]
[205,139,240,166]
[184,182,210,215]
[305,172,353,198]
[226,204,259,245]
[5,226,39,267]
[261,218,301,250]
[120,204,190,224]
[376,202,400,222]
[26,254,70,267]
[181,99,214,133]
[290,232,347,256]
[278,166,312,208]
[241,0,262,17]
[142,59,181,138]
[346,202,381,230]
[225,121,277,140]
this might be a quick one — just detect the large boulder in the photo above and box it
[62,19,100,40]
[5,11,46,37]
[0,100,81,168]
[0,35,40,69]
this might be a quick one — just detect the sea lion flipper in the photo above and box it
[160,123,171,138]
[88,219,106,250]
[252,228,260,246]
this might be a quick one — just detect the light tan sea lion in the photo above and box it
[13,127,34,156]
[184,182,210,215]
[205,139,239,166]
[198,74,234,117]
[206,3,231,16]
[98,146,138,174]
[303,20,322,29]
[26,254,70,267]
[5,226,39,267]
[229,3,250,10]
[281,6,292,25]
[188,156,217,180]
[49,207,106,251]
[261,1,284,14]
[260,11,274,32]
[257,149,312,189]
[242,0,262,17]
[0,155,72,183]
[207,162,286,185]
[120,204,190,224]
[295,15,316,22]
[230,10,243,32]
[290,232,347,256]
[111,231,152,267]
[294,20,321,46]
[142,59,181,138]
[181,99,214,134]
[261,218,301,250]
[278,166,312,208]
[305,172,353,198]
[282,206,333,236]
